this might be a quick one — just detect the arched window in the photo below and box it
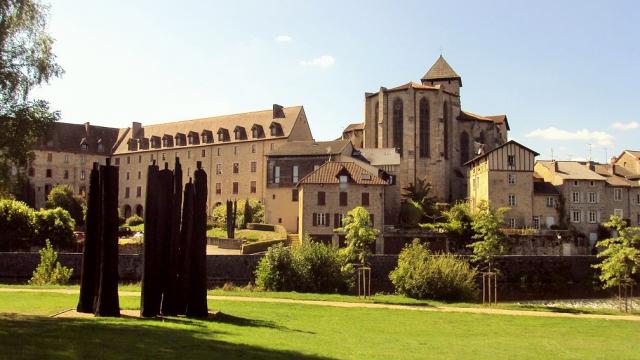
[373,102,379,148]
[460,131,470,165]
[443,101,449,159]
[478,130,486,145]
[123,205,132,219]
[135,205,144,217]
[419,98,430,158]
[393,99,403,156]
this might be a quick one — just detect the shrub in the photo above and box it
[34,207,76,249]
[211,198,264,229]
[0,199,36,251]
[126,215,144,227]
[390,240,479,301]
[255,240,352,293]
[28,239,73,285]
[399,200,423,228]
[46,184,85,227]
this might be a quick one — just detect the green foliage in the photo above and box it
[28,239,73,285]
[402,177,438,222]
[467,201,508,272]
[125,215,144,227]
[389,240,479,301]
[45,184,85,227]
[34,207,76,249]
[211,198,264,229]
[421,202,474,239]
[399,200,423,228]
[592,215,640,289]
[255,240,352,293]
[242,198,253,229]
[0,198,36,250]
[338,206,379,265]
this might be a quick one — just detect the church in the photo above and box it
[344,56,510,202]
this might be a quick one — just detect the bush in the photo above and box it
[126,215,144,227]
[210,198,264,229]
[29,239,73,285]
[34,207,76,249]
[0,199,36,251]
[46,184,85,227]
[255,241,352,293]
[390,240,479,301]
[399,200,423,228]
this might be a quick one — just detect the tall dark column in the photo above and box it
[94,159,120,317]
[177,179,195,315]
[77,162,101,313]
[141,161,160,317]
[162,157,183,315]
[187,161,208,318]
[157,162,174,314]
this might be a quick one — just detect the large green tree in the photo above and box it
[467,200,509,272]
[338,206,379,265]
[593,215,640,291]
[0,0,63,194]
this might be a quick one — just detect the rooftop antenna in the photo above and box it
[587,143,593,162]
[439,46,443,56]
[550,148,554,161]
[605,147,609,163]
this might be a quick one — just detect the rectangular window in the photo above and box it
[80,155,86,164]
[250,181,256,194]
[234,146,238,156]
[47,153,52,162]
[362,192,370,206]
[274,166,280,184]
[251,144,256,153]
[187,150,191,159]
[637,194,640,205]
[614,208,623,218]
[573,180,579,186]
[201,149,206,158]
[251,161,257,173]
[507,155,515,166]
[233,163,239,174]
[370,214,375,227]
[136,186,142,198]
[125,187,130,198]
[507,173,516,184]
[46,169,52,178]
[334,213,344,229]
[216,183,221,195]
[127,156,131,164]
[115,158,120,166]
[232,182,239,194]
[572,192,580,203]
[571,210,581,223]
[293,165,299,183]
[507,218,516,228]
[532,216,540,229]
[614,188,622,201]
[292,189,299,202]
[590,181,595,187]
[217,148,221,156]
[138,155,142,163]
[339,192,348,206]
[80,170,85,180]
[126,172,130,180]
[318,191,326,206]
[588,211,597,223]
[63,170,69,179]
[546,197,554,207]
[216,164,223,175]
[313,213,328,227]
[64,155,69,164]
[508,194,516,206]
[138,171,141,180]
[588,192,597,203]
[162,153,166,161]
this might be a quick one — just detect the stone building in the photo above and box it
[612,150,640,182]
[361,55,509,202]
[341,123,364,148]
[297,160,388,252]
[26,122,119,209]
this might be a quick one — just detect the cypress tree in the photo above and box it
[141,161,160,317]
[94,159,120,317]
[177,179,195,315]
[186,161,208,318]
[77,162,101,313]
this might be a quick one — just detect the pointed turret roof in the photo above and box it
[422,55,461,82]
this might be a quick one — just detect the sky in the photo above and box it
[30,0,640,163]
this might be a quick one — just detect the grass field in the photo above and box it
[0,290,639,359]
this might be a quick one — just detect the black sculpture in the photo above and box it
[77,163,101,313]
[186,161,209,317]
[226,199,237,239]
[141,161,160,317]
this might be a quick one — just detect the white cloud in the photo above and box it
[299,55,335,68]
[274,35,292,43]
[524,127,614,146]
[611,121,639,130]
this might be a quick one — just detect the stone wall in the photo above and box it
[1,252,630,301]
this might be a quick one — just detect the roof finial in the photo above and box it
[439,45,443,56]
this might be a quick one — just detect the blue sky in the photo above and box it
[31,0,639,163]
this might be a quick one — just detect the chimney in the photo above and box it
[586,161,595,171]
[84,122,91,136]
[272,104,285,119]
[551,160,558,173]
[609,157,617,176]
[132,122,142,138]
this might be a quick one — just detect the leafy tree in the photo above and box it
[0,0,63,194]
[28,239,73,285]
[421,202,474,238]
[467,200,508,272]
[398,200,423,228]
[242,198,253,228]
[34,207,76,249]
[210,198,264,229]
[592,215,640,291]
[338,206,379,265]
[402,177,438,222]
[46,184,85,227]
[0,198,36,250]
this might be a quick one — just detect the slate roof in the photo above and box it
[355,148,401,166]
[464,140,539,166]
[36,122,120,155]
[533,181,560,195]
[343,123,365,133]
[298,161,387,186]
[422,55,461,81]
[593,164,640,187]
[266,140,352,157]
[459,111,511,130]
[536,161,606,181]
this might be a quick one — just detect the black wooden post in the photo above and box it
[162,157,183,315]
[187,161,208,318]
[157,162,174,315]
[141,161,160,317]
[77,162,101,313]
[177,179,195,315]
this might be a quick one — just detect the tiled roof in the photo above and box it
[537,161,606,181]
[298,161,387,186]
[388,82,440,91]
[36,122,120,155]
[533,181,560,195]
[343,123,364,133]
[459,111,510,130]
[422,55,461,81]
[355,148,401,166]
[465,140,539,166]
[267,140,351,157]
[112,106,304,154]
[593,164,639,187]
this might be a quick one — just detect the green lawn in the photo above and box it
[0,291,638,359]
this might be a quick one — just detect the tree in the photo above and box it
[421,202,474,238]
[338,206,379,265]
[46,184,85,227]
[467,201,508,272]
[592,215,640,291]
[28,239,73,285]
[0,0,63,193]
[402,177,438,222]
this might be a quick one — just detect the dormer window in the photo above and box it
[175,133,186,146]
[218,128,230,142]
[234,126,247,140]
[128,138,138,151]
[151,136,161,148]
[80,138,88,151]
[162,134,174,147]
[270,122,283,137]
[97,140,104,153]
[339,175,348,183]
[188,131,199,145]
[251,124,264,139]
[201,130,213,144]
[139,138,149,150]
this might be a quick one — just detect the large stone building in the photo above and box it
[361,55,509,202]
